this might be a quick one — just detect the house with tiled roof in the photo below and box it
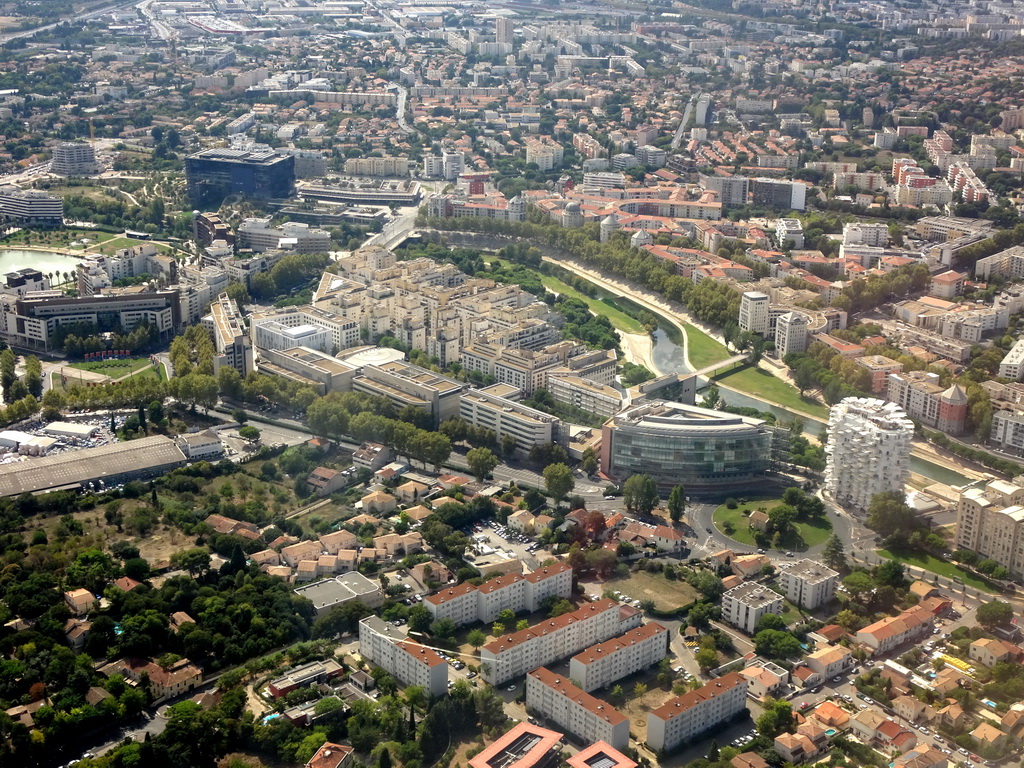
[856,605,934,655]
[972,722,1009,751]
[774,732,819,764]
[970,637,1023,667]
[305,742,354,768]
[893,746,948,768]
[64,588,95,617]
[937,703,968,732]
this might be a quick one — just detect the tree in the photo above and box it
[171,547,210,577]
[668,485,686,524]
[633,682,648,705]
[466,447,499,482]
[467,628,487,648]
[238,425,261,444]
[867,490,921,544]
[543,462,575,506]
[232,408,248,425]
[696,646,718,671]
[430,617,457,640]
[23,356,42,398]
[581,447,598,475]
[756,613,787,632]
[754,629,802,659]
[874,559,906,588]
[842,571,874,603]
[623,473,659,515]
[408,604,431,633]
[977,600,1014,630]
[822,533,847,572]
[756,698,794,738]
[499,433,518,459]
[707,740,720,761]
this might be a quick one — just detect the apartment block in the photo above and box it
[774,311,810,358]
[777,559,838,609]
[739,291,770,336]
[568,622,670,692]
[991,409,1024,454]
[546,374,623,420]
[856,355,905,393]
[424,563,573,627]
[358,616,448,697]
[722,583,784,634]
[203,292,254,378]
[775,218,805,249]
[469,723,563,768]
[480,598,641,685]
[459,383,560,453]
[526,667,630,751]
[825,398,913,511]
[886,371,968,434]
[344,157,411,176]
[1000,339,1024,381]
[237,218,331,254]
[646,673,747,752]
[955,479,1024,579]
[0,186,63,224]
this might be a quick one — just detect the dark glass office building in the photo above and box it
[186,147,295,206]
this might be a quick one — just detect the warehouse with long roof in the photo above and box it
[0,435,188,496]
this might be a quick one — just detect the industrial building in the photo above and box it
[0,435,188,497]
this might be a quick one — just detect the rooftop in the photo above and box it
[650,672,746,720]
[528,667,627,725]
[468,721,564,768]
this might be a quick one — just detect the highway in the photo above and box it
[0,0,138,43]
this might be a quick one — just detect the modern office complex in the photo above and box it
[358,616,448,697]
[479,599,642,685]
[777,559,839,610]
[0,186,63,224]
[955,479,1024,579]
[568,622,670,692]
[186,146,296,206]
[458,383,560,453]
[646,673,747,752]
[722,583,784,634]
[51,142,99,176]
[526,667,630,750]
[825,398,913,510]
[600,401,780,492]
[237,218,331,253]
[251,306,360,353]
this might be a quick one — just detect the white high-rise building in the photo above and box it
[495,17,513,45]
[842,222,888,247]
[51,142,99,176]
[777,559,839,609]
[774,311,810,358]
[825,398,913,510]
[739,291,770,336]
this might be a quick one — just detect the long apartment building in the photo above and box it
[353,360,466,423]
[203,293,254,378]
[459,383,561,454]
[237,218,332,254]
[646,673,747,752]
[855,606,934,656]
[568,622,669,692]
[955,479,1024,579]
[252,306,360,354]
[424,563,573,627]
[526,667,629,751]
[480,598,642,685]
[722,583,784,635]
[358,616,448,697]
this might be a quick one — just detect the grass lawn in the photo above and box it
[68,357,153,377]
[599,570,701,612]
[715,365,830,420]
[131,364,166,382]
[92,236,170,254]
[681,322,732,369]
[539,272,646,334]
[877,547,998,593]
[713,497,783,546]
[713,496,832,551]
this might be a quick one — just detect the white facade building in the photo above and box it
[999,339,1024,381]
[739,291,770,336]
[237,218,332,254]
[777,559,838,609]
[774,311,810,358]
[568,622,670,692]
[825,398,914,511]
[424,563,573,627]
[775,218,805,249]
[646,673,747,752]
[721,583,784,635]
[358,616,448,697]
[203,292,254,377]
[480,598,641,685]
[526,667,630,750]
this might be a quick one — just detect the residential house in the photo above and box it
[810,701,849,729]
[395,480,430,505]
[876,720,919,752]
[774,732,819,764]
[282,540,323,567]
[970,638,1023,668]
[971,723,1009,751]
[739,660,788,699]
[937,703,968,732]
[65,618,91,651]
[170,612,196,632]
[893,746,948,768]
[307,467,347,497]
[64,588,94,617]
[508,510,536,533]
[352,443,391,471]
[909,581,941,600]
[319,529,359,555]
[103,657,202,702]
[361,491,398,515]
[749,510,770,531]
[855,606,934,655]
[893,695,929,723]
[731,754,769,768]
[731,554,771,580]
[305,742,354,768]
[805,645,854,679]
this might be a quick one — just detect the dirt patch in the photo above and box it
[590,571,700,611]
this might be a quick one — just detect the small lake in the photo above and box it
[0,249,82,278]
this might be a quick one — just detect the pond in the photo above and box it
[0,249,81,277]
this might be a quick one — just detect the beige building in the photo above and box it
[526,667,629,750]
[568,622,670,692]
[722,583,784,635]
[646,673,747,753]
[956,479,1024,579]
[777,559,838,609]
[358,616,448,697]
[459,383,560,453]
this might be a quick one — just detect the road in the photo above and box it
[0,0,137,43]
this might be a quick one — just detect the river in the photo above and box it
[648,325,975,488]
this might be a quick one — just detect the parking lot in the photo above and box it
[471,520,550,570]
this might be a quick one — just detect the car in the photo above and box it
[958,749,969,756]
[919,727,929,734]
[467,671,477,679]
[706,527,713,533]
[757,548,766,554]
[604,495,615,500]
[970,756,980,763]
[832,676,841,682]
[785,551,794,557]
[507,685,516,692]
[799,702,810,710]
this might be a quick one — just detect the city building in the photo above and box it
[203,293,254,378]
[885,372,968,434]
[777,559,839,609]
[459,383,560,454]
[646,673,747,752]
[842,223,889,247]
[753,179,806,211]
[344,157,411,177]
[186,146,296,206]
[568,622,670,692]
[267,659,344,698]
[51,142,99,176]
[722,582,784,634]
[424,563,573,627]
[469,723,563,768]
[526,667,629,751]
[739,291,770,335]
[566,742,636,768]
[774,311,810,357]
[479,598,641,685]
[293,572,384,615]
[0,186,63,224]
[825,398,913,510]
[258,346,357,394]
[353,360,466,423]
[955,479,1024,579]
[546,374,622,421]
[856,356,905,393]
[999,339,1024,381]
[358,616,448,697]
[237,218,331,253]
[775,219,805,249]
[601,401,780,491]
[252,306,360,354]
[991,408,1024,454]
